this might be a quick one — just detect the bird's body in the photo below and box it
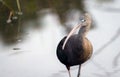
[57,34,92,67]
[56,14,93,77]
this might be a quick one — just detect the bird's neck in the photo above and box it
[78,26,88,38]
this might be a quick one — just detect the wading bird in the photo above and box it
[56,13,93,77]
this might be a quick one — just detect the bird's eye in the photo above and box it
[79,17,86,23]
[81,19,86,22]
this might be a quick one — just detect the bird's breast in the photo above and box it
[82,38,93,62]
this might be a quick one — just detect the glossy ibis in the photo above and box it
[56,13,93,77]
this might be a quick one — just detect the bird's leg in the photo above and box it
[66,66,71,77]
[77,65,81,77]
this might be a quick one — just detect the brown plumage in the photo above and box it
[56,13,93,77]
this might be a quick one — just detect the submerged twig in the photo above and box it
[93,28,120,57]
[112,51,120,68]
[6,11,13,23]
[16,0,21,12]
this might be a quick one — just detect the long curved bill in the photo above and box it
[62,23,82,50]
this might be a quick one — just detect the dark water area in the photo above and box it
[0,0,120,77]
[0,0,88,45]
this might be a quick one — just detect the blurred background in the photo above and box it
[0,0,120,77]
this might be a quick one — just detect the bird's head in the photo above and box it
[62,13,92,50]
[79,13,92,31]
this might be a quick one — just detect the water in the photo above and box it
[0,0,120,77]
[0,13,66,77]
